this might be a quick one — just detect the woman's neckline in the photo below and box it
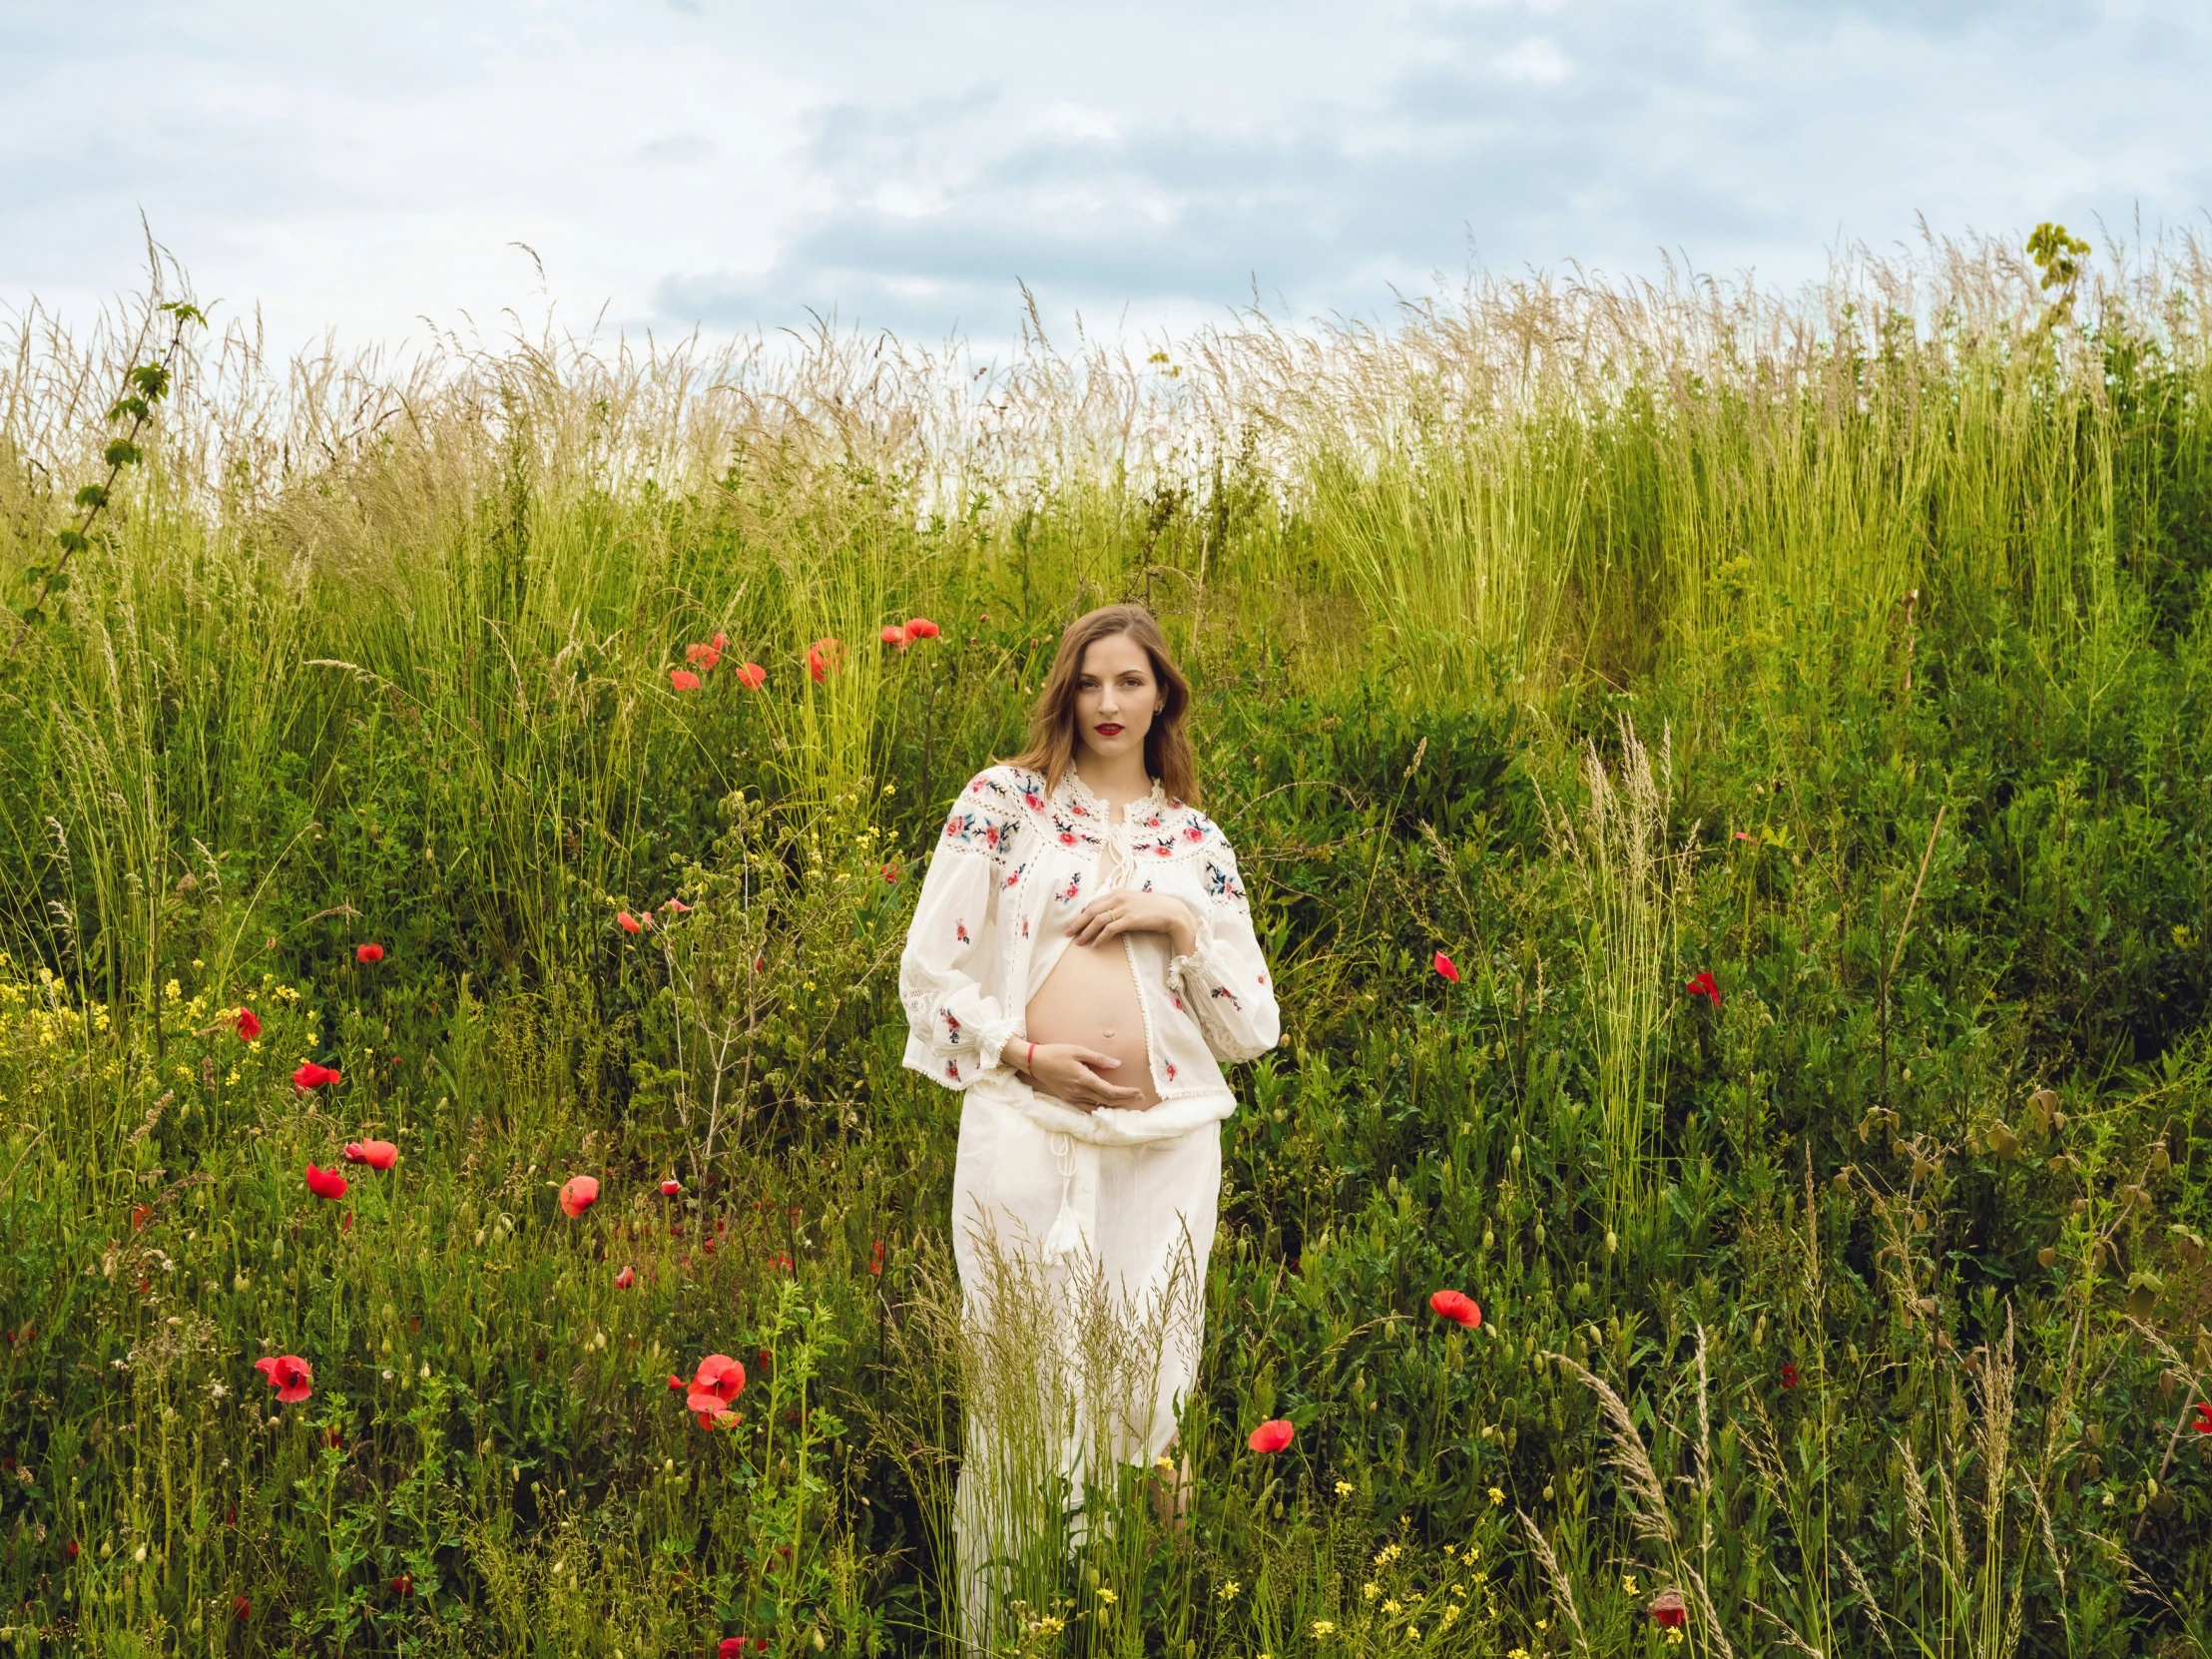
[1056,766,1164,826]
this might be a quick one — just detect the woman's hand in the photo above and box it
[1069,888,1199,956]
[1021,1042,1147,1110]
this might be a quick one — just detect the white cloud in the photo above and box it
[1492,38,1573,84]
[0,0,2205,353]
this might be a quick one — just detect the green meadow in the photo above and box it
[1,227,2209,1656]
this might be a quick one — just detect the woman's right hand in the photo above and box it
[1020,1042,1146,1110]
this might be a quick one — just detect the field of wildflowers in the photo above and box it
[1,228,2210,1655]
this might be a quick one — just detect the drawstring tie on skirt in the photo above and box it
[1040,1130,1092,1263]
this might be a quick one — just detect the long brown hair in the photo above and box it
[1004,604,1200,806]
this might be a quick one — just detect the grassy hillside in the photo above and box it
[1,232,2210,1657]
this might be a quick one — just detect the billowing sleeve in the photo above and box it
[1164,827,1280,1063]
[899,775,1025,1090]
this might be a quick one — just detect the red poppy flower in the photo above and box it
[693,1354,747,1402]
[2193,1401,2212,1434]
[661,1179,682,1197]
[1432,950,1459,983]
[235,1007,263,1041]
[234,1595,252,1621]
[868,1238,885,1277]
[305,1164,349,1202]
[1427,1290,1481,1328]
[904,617,939,640]
[355,942,384,963]
[769,1251,794,1274]
[808,637,845,682]
[615,1265,635,1289]
[559,1176,600,1218]
[1781,1363,1799,1389]
[67,1539,79,1559]
[1247,1418,1295,1453]
[664,897,692,913]
[254,1355,314,1402]
[343,1139,398,1171]
[617,911,643,934]
[1733,829,1754,842]
[880,623,909,648]
[686,640,723,670]
[881,860,902,882]
[293,1062,340,1090]
[719,1641,746,1659]
[131,1205,151,1233]
[669,669,702,691]
[391,1573,414,1596]
[1649,1588,1687,1629]
[1685,971,1722,1007]
[735,662,766,690]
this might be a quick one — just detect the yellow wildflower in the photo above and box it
[1487,1486,1505,1505]
[1219,1580,1241,1601]
[1312,1621,1336,1638]
[1335,1478,1355,1497]
[1622,1574,1639,1594]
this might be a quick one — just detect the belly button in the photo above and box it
[1102,1026,1117,1038]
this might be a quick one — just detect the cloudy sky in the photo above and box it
[2,0,2208,353]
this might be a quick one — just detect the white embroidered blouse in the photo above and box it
[899,763,1280,1137]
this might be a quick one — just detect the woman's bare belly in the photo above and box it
[1023,938,1160,1109]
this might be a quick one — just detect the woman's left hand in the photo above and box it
[1070,888,1199,956]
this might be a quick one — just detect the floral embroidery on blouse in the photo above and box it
[901,760,1281,1090]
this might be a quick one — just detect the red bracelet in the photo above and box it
[1025,1039,1037,1070]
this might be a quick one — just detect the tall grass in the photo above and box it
[2,229,2210,1656]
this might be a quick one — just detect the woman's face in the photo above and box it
[1072,633,1163,767]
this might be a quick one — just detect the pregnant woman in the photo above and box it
[899,602,1279,1640]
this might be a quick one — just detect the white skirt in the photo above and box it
[947,1073,1227,1642]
